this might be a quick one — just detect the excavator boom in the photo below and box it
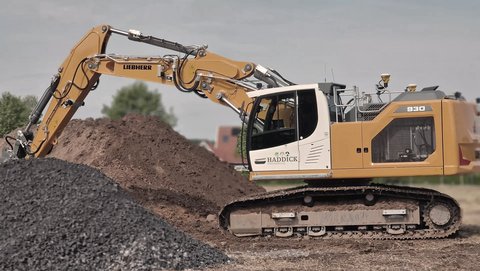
[4,25,261,159]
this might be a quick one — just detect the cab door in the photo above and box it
[298,87,331,170]
[247,91,299,171]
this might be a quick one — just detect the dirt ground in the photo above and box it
[203,184,480,271]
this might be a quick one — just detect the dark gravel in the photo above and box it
[0,158,229,270]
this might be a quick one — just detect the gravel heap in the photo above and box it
[0,158,229,270]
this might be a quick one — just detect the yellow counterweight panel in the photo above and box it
[442,100,480,174]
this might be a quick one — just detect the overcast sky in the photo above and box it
[1,0,479,139]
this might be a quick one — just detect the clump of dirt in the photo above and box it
[48,115,264,242]
[0,158,229,270]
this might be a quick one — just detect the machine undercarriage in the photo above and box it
[220,182,461,240]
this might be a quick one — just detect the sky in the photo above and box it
[1,0,479,139]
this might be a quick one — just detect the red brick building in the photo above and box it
[200,126,244,165]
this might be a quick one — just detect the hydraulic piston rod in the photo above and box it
[110,27,202,55]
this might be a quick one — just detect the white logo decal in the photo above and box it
[407,106,426,112]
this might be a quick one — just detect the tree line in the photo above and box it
[0,81,176,137]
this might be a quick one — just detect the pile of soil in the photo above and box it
[48,115,264,241]
[0,158,229,270]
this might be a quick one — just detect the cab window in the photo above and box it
[250,92,296,150]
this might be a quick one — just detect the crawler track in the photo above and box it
[219,184,461,240]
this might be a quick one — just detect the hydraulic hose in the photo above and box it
[27,74,61,131]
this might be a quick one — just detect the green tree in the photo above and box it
[102,81,177,127]
[0,92,38,136]
[236,125,247,158]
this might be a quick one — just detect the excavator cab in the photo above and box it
[246,84,331,177]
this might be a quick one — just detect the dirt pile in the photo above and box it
[0,158,229,270]
[48,115,264,241]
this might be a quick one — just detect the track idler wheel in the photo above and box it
[424,201,459,230]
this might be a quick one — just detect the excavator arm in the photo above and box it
[4,24,284,160]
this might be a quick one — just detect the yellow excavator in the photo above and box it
[3,25,480,239]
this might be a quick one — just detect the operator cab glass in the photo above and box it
[248,89,317,151]
[249,92,297,150]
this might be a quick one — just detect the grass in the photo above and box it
[256,180,304,187]
[256,174,480,187]
[376,174,480,186]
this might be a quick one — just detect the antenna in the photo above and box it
[331,68,335,82]
[324,64,327,82]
